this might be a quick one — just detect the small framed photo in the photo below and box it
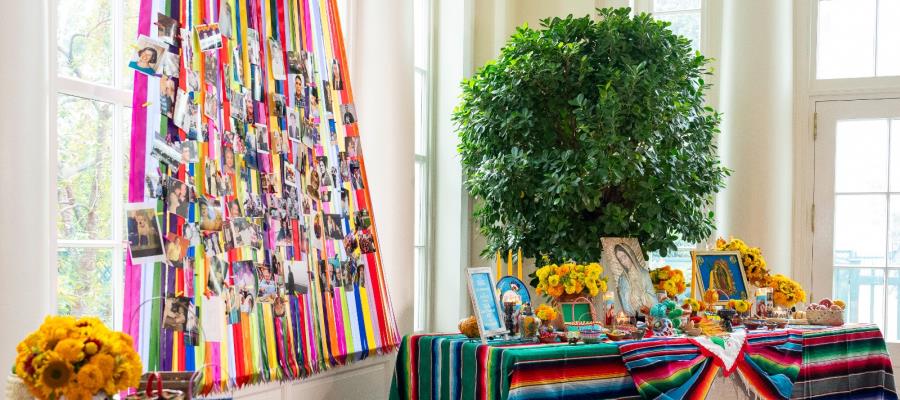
[465,267,507,343]
[125,202,165,264]
[691,250,750,304]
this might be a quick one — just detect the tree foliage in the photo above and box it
[455,8,729,263]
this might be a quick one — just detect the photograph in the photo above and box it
[272,93,286,118]
[244,130,258,169]
[246,29,261,65]
[166,177,192,218]
[204,52,219,86]
[204,159,220,197]
[292,74,306,107]
[243,193,264,218]
[207,255,229,296]
[268,38,287,80]
[160,75,177,119]
[218,1,233,38]
[349,160,364,189]
[331,59,343,91]
[204,84,219,119]
[692,251,750,304]
[199,198,224,231]
[184,303,199,345]
[177,140,197,164]
[230,217,261,249]
[203,231,223,255]
[159,51,180,78]
[286,261,309,295]
[284,164,298,187]
[156,13,179,45]
[164,233,189,267]
[125,202,165,263]
[340,103,357,125]
[273,295,287,318]
[345,136,361,158]
[287,51,303,74]
[287,108,301,141]
[129,35,166,76]
[257,264,278,301]
[358,231,376,254]
[232,261,257,313]
[173,89,192,131]
[600,237,657,316]
[162,296,191,331]
[325,214,344,239]
[255,124,270,153]
[230,91,246,122]
[354,209,371,231]
[151,139,182,169]
[196,23,223,51]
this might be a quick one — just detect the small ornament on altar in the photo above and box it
[518,303,540,340]
[615,311,629,326]
[649,302,676,337]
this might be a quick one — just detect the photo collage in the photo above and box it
[123,0,399,388]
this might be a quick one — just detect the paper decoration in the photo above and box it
[124,0,399,393]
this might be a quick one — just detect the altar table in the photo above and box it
[388,324,897,400]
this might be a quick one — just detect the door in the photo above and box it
[813,98,900,361]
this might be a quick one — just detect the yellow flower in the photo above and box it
[548,275,560,286]
[39,353,73,390]
[90,353,115,379]
[75,363,105,392]
[54,338,85,364]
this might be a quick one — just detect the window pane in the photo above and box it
[58,247,114,327]
[889,195,900,267]
[414,160,427,247]
[414,0,428,70]
[655,12,701,51]
[122,107,132,204]
[57,95,114,240]
[817,0,876,79]
[887,269,900,341]
[121,0,141,89]
[834,267,885,332]
[653,0,700,12]
[833,194,887,267]
[648,240,694,300]
[834,119,888,193]
[57,0,113,84]
[414,70,427,156]
[413,246,426,331]
[877,0,900,76]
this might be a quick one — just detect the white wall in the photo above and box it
[0,0,51,373]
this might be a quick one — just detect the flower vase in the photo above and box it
[6,375,30,400]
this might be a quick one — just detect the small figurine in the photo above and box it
[649,302,676,337]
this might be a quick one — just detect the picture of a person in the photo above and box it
[332,59,343,90]
[611,243,656,315]
[709,259,736,297]
[130,47,158,75]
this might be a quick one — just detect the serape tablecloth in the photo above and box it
[389,324,896,400]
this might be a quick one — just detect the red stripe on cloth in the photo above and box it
[510,361,629,388]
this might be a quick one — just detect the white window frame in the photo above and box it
[49,0,135,330]
[795,0,900,302]
[413,0,434,332]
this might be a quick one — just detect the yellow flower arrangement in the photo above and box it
[649,265,687,297]
[768,274,806,308]
[14,316,142,400]
[533,261,607,299]
[716,237,770,287]
[534,304,558,322]
[702,288,719,305]
[683,298,702,312]
[727,299,751,313]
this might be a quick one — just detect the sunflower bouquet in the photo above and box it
[649,265,687,298]
[716,237,769,286]
[769,274,806,308]
[14,316,142,400]
[534,304,558,322]
[532,261,607,299]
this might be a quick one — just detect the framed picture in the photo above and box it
[496,276,530,310]
[600,237,657,316]
[691,251,750,304]
[465,267,507,343]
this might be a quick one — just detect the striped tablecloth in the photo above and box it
[389,324,896,400]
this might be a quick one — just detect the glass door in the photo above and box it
[813,99,900,362]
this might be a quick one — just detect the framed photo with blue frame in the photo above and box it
[466,267,508,344]
[691,250,750,304]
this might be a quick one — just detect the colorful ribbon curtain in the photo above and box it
[125,0,399,393]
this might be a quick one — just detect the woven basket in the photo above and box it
[806,309,844,326]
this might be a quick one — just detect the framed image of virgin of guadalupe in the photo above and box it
[691,251,750,304]
[600,238,657,316]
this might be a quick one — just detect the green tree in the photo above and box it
[455,8,728,263]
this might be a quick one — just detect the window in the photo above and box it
[53,0,140,328]
[816,0,900,79]
[648,0,702,51]
[645,0,703,290]
[413,0,432,331]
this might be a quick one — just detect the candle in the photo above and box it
[496,250,501,278]
[517,248,523,279]
[507,249,513,277]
